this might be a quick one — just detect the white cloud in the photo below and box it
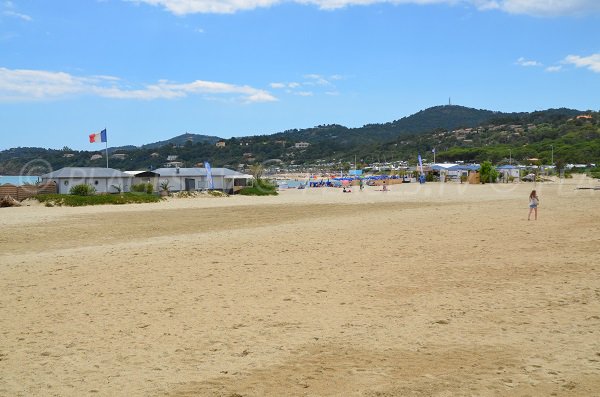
[545,65,562,72]
[126,0,600,16]
[564,53,600,73]
[2,1,32,21]
[271,73,344,97]
[0,67,277,103]
[304,73,332,85]
[3,10,32,21]
[516,57,542,67]
[495,0,600,16]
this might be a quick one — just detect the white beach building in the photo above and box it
[153,167,252,194]
[41,167,133,194]
[41,166,253,195]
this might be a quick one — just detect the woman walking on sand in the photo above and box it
[528,190,539,221]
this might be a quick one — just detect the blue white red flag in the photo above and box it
[89,129,107,143]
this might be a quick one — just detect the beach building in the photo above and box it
[40,167,252,195]
[496,165,520,181]
[41,167,133,194]
[431,163,460,182]
[428,164,480,182]
[153,167,252,194]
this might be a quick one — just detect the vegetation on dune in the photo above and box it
[35,193,162,207]
[239,179,278,196]
[131,182,154,194]
[479,161,499,184]
[69,183,96,196]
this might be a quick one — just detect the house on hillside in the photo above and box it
[41,167,133,194]
[153,167,252,194]
[164,161,184,168]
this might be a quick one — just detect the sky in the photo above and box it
[0,0,599,151]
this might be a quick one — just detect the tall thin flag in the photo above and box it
[204,161,214,189]
[89,129,108,168]
[418,153,425,184]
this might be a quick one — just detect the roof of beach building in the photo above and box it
[429,164,480,171]
[124,170,160,177]
[496,165,520,169]
[42,167,131,179]
[153,167,251,178]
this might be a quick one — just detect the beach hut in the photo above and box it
[41,167,134,194]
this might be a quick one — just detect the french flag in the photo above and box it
[89,129,107,143]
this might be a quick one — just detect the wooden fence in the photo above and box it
[0,182,57,201]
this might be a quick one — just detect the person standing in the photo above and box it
[528,190,539,221]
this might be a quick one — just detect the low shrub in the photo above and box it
[131,182,154,194]
[35,193,162,207]
[69,184,96,196]
[238,179,278,196]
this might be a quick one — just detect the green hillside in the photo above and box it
[1,106,597,175]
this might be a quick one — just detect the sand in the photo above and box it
[1,177,600,396]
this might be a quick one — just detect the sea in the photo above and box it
[0,175,41,186]
[276,179,308,189]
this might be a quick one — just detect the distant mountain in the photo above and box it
[390,105,501,133]
[141,133,221,150]
[106,133,221,153]
[267,105,509,148]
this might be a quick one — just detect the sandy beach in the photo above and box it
[1,177,600,396]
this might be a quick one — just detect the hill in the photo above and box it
[0,106,596,175]
[267,105,505,148]
[141,133,221,150]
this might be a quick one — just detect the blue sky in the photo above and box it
[1,0,599,150]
